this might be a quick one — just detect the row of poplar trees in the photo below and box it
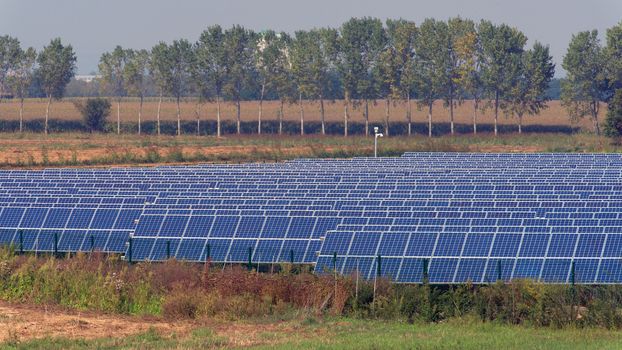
[0,37,76,134]
[1,17,621,137]
[97,17,556,137]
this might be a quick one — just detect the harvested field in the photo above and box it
[0,132,615,168]
[0,99,601,131]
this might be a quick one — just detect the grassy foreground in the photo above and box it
[2,250,622,349]
[4,317,622,350]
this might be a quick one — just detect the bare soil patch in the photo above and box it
[0,301,191,343]
[0,301,315,347]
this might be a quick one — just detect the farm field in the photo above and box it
[0,99,600,130]
[1,303,621,350]
[0,132,616,168]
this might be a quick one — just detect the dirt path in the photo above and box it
[0,301,192,343]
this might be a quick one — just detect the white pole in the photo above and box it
[374,127,383,158]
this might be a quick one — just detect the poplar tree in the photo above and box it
[378,19,417,136]
[504,42,555,133]
[0,36,22,119]
[414,18,447,137]
[149,42,170,136]
[256,30,290,135]
[444,17,476,135]
[455,26,482,134]
[168,39,194,136]
[123,49,150,135]
[7,47,36,132]
[290,30,312,136]
[224,25,257,135]
[195,25,227,137]
[337,17,385,136]
[479,21,526,136]
[37,38,77,134]
[561,30,608,135]
[290,29,337,136]
[318,28,340,135]
[99,46,129,134]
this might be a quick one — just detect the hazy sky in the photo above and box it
[2,0,620,76]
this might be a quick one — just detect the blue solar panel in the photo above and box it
[2,152,622,284]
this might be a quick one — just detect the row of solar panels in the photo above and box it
[9,228,622,284]
[4,203,622,218]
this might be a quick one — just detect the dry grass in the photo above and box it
[0,132,615,168]
[0,301,192,343]
[0,98,601,130]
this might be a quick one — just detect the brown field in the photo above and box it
[0,132,614,169]
[0,98,600,130]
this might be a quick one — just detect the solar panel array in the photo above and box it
[1,152,622,284]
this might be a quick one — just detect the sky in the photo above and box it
[1,0,620,76]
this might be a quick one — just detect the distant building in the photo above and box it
[74,75,102,83]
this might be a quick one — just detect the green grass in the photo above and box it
[253,318,622,350]
[4,317,622,350]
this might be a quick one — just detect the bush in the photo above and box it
[604,89,622,137]
[4,248,622,328]
[162,288,201,319]
[73,98,111,132]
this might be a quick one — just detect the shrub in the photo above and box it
[604,89,622,137]
[162,288,201,319]
[73,98,111,132]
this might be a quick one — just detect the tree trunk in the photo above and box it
[473,99,478,135]
[299,92,304,136]
[407,95,412,136]
[216,95,221,137]
[344,92,349,137]
[593,117,601,135]
[19,97,24,133]
[258,84,264,135]
[195,101,201,136]
[449,88,454,135]
[45,94,52,135]
[320,97,325,135]
[279,100,284,135]
[117,99,121,134]
[593,101,601,135]
[385,98,390,137]
[156,92,162,136]
[138,95,143,135]
[494,91,499,136]
[176,96,181,136]
[428,102,433,138]
[236,99,241,134]
[364,99,369,136]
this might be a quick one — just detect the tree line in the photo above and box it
[1,17,621,137]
